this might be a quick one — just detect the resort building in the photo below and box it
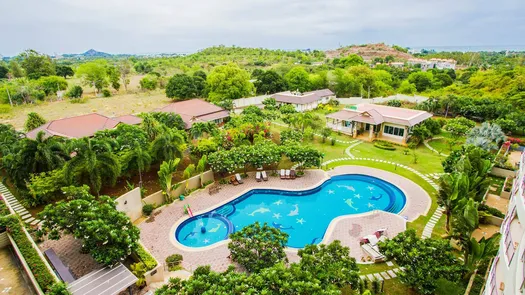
[272,89,335,112]
[25,113,141,139]
[407,58,457,71]
[484,152,525,295]
[325,103,432,144]
[156,99,230,129]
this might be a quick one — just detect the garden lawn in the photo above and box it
[350,141,445,175]
[382,278,419,295]
[324,160,438,236]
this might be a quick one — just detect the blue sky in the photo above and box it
[1,0,524,56]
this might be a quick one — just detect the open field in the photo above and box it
[0,90,172,130]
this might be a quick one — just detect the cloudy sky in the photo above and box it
[1,0,524,56]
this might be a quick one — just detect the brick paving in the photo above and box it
[139,166,428,272]
[39,234,102,278]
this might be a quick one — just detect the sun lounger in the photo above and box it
[290,169,296,179]
[256,172,262,182]
[235,173,244,184]
[280,169,286,179]
[230,175,239,186]
[261,171,268,181]
[285,170,291,179]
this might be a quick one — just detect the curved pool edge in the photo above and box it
[168,166,431,252]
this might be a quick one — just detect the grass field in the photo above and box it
[0,90,172,129]
[350,141,445,175]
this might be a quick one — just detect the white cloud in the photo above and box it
[0,0,524,55]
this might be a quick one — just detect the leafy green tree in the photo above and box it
[134,62,153,74]
[150,129,186,162]
[55,65,74,79]
[8,60,24,78]
[409,124,431,144]
[280,129,303,145]
[192,70,207,97]
[38,185,140,266]
[24,112,46,131]
[493,118,517,133]
[433,73,453,88]
[120,145,152,187]
[149,112,185,130]
[398,80,417,94]
[333,68,358,97]
[37,76,68,95]
[190,138,218,157]
[140,114,162,140]
[66,86,83,98]
[378,229,463,295]
[228,222,289,273]
[333,54,365,68]
[282,144,323,171]
[309,71,329,90]
[64,139,121,194]
[279,104,297,114]
[408,71,433,92]
[284,67,311,92]
[106,65,121,91]
[254,70,287,95]
[18,49,56,79]
[139,75,158,91]
[118,60,133,92]
[320,127,332,143]
[165,74,197,100]
[262,97,277,110]
[158,158,181,202]
[207,63,254,101]
[76,60,109,93]
[0,63,9,79]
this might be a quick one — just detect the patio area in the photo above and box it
[138,166,431,272]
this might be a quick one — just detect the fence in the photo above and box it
[337,94,428,105]
[232,94,271,111]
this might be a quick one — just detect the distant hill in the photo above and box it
[326,43,414,61]
[62,49,114,58]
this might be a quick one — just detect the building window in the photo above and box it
[383,125,405,137]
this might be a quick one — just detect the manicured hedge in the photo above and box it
[373,140,396,151]
[0,215,57,291]
[135,243,158,271]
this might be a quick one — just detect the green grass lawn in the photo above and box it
[350,141,445,175]
[383,278,418,295]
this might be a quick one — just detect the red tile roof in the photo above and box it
[26,113,121,139]
[156,99,229,128]
[327,103,432,127]
[113,115,143,125]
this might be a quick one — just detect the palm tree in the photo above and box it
[289,113,322,132]
[64,138,121,194]
[120,144,152,188]
[141,114,161,141]
[438,173,469,232]
[189,122,217,139]
[196,155,207,187]
[183,164,196,193]
[150,129,186,162]
[158,158,180,202]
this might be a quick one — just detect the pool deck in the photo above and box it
[138,166,431,272]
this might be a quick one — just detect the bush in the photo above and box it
[24,112,46,131]
[142,204,154,216]
[373,140,396,151]
[102,89,111,97]
[424,118,442,135]
[140,75,159,91]
[387,99,401,107]
[331,138,336,146]
[134,244,158,271]
[0,104,12,114]
[436,118,447,127]
[66,86,83,98]
[478,204,505,218]
[165,254,183,271]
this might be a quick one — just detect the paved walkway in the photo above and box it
[359,266,406,282]
[423,137,449,157]
[0,183,40,226]
[138,168,429,272]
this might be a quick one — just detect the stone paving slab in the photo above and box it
[387,270,397,278]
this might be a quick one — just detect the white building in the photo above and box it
[407,58,457,71]
[272,89,335,112]
[484,152,525,295]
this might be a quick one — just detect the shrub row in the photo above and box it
[373,140,396,151]
[135,243,158,271]
[0,215,57,291]
[478,204,505,218]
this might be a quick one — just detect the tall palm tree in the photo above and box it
[150,129,186,162]
[158,158,181,202]
[190,122,218,139]
[64,138,121,194]
[141,114,161,141]
[289,112,322,132]
[120,144,152,188]
[438,172,469,232]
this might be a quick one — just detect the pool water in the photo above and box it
[175,174,406,248]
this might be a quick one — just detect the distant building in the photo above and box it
[25,113,141,139]
[407,58,457,71]
[271,89,335,112]
[326,103,432,145]
[483,152,525,295]
[156,99,230,129]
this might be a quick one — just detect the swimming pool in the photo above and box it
[175,174,406,248]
